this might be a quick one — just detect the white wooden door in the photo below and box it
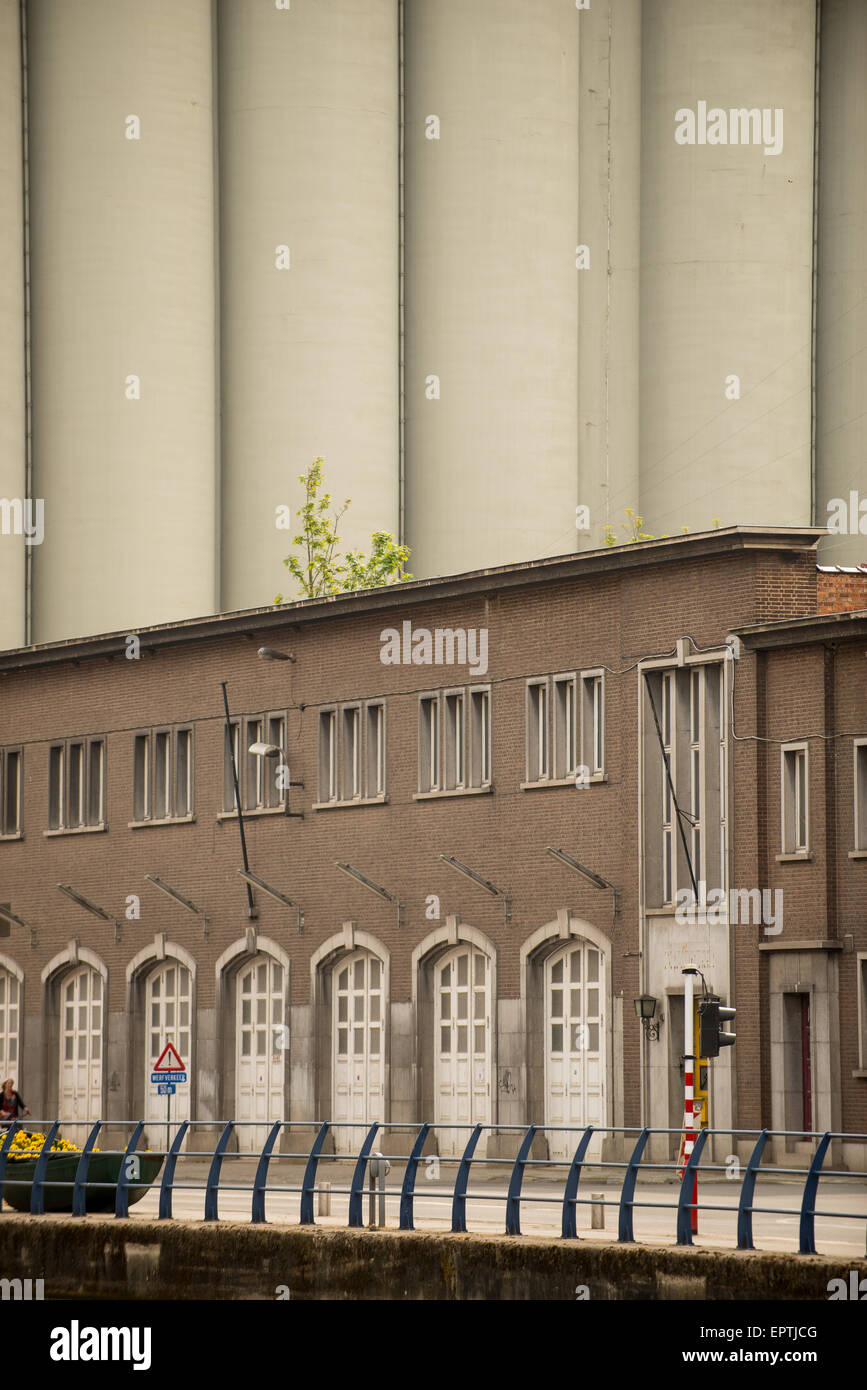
[59,966,103,1142]
[545,941,605,1160]
[435,946,491,1157]
[0,971,20,1084]
[236,957,286,1153]
[144,963,192,1144]
[332,951,384,1151]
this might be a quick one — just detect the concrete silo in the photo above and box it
[638,0,816,539]
[218,0,399,613]
[403,0,581,579]
[816,0,867,564]
[0,0,25,650]
[27,0,217,644]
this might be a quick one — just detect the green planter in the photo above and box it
[1,1151,164,1213]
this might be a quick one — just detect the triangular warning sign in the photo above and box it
[153,1042,185,1071]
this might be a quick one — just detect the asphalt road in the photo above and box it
[126,1158,867,1258]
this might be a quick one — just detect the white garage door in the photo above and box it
[545,941,605,1160]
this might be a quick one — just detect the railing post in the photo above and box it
[399,1123,430,1231]
[737,1130,769,1250]
[617,1128,650,1244]
[0,1122,21,1211]
[115,1121,146,1219]
[451,1125,483,1234]
[348,1123,380,1229]
[799,1131,832,1255]
[505,1125,536,1236]
[299,1123,330,1226]
[204,1123,235,1223]
[29,1122,61,1216]
[676,1127,707,1245]
[72,1122,103,1217]
[159,1120,189,1220]
[561,1126,594,1239]
[251,1121,283,1225]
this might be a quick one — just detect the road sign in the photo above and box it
[150,1071,186,1084]
[156,1082,176,1095]
[153,1042,186,1072]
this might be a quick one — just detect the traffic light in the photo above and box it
[698,997,736,1058]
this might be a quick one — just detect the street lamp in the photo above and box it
[258,648,296,663]
[633,994,661,1042]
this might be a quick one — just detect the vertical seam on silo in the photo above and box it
[20,0,31,646]
[212,0,223,614]
[810,0,822,530]
[398,0,406,549]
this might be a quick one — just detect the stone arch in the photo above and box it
[40,942,109,1120]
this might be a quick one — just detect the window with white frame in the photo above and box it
[859,956,867,1071]
[469,688,491,788]
[526,680,549,782]
[48,737,105,831]
[642,661,727,908]
[781,743,809,854]
[418,688,491,794]
[0,748,22,836]
[419,695,440,793]
[527,672,605,785]
[366,702,385,799]
[223,712,288,813]
[581,671,605,776]
[553,676,577,780]
[317,701,387,805]
[854,741,867,852]
[133,727,194,823]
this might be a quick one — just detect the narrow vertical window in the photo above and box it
[342,706,361,800]
[689,669,702,898]
[469,688,491,788]
[445,693,465,790]
[855,742,867,852]
[133,735,149,821]
[153,731,170,820]
[419,696,440,792]
[267,716,286,808]
[581,673,604,775]
[49,745,64,830]
[87,740,105,826]
[246,718,264,810]
[782,745,809,853]
[366,703,385,798]
[661,673,673,904]
[527,681,549,782]
[553,677,576,779]
[2,751,21,835]
[318,711,337,802]
[175,729,192,817]
[68,742,85,828]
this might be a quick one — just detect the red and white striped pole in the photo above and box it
[681,965,699,1234]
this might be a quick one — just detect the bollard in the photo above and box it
[591,1193,604,1229]
[368,1151,390,1227]
[318,1182,331,1217]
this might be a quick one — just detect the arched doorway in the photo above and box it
[143,961,192,1143]
[434,943,491,1156]
[235,955,286,1152]
[59,965,104,1141]
[544,938,605,1159]
[332,949,384,1150]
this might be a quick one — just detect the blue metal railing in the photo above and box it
[2,1119,865,1257]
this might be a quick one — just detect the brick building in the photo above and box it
[0,526,864,1168]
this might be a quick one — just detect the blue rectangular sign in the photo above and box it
[156,1082,176,1095]
[151,1071,186,1084]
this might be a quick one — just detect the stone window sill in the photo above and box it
[520,774,607,791]
[312,796,388,811]
[775,852,814,863]
[217,806,290,821]
[0,832,23,842]
[413,786,492,802]
[129,816,196,829]
[847,850,867,860]
[44,824,106,837]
